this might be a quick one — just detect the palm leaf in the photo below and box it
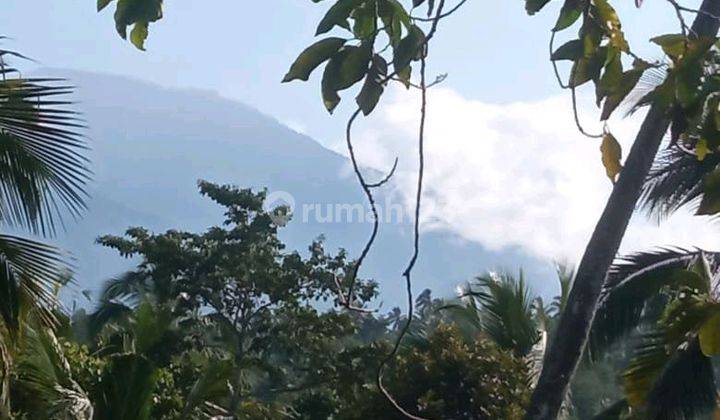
[589,248,718,354]
[14,323,92,419]
[0,52,90,235]
[0,234,69,337]
[470,271,539,357]
[639,146,719,220]
[624,293,718,418]
[93,353,157,420]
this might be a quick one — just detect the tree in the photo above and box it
[95,1,720,417]
[0,44,90,415]
[587,248,720,418]
[87,180,379,417]
[524,2,720,417]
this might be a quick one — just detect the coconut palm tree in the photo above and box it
[0,43,89,414]
[589,248,720,419]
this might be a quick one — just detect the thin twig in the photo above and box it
[571,87,604,139]
[411,0,468,22]
[342,108,383,311]
[549,32,569,90]
[377,53,431,420]
[367,157,399,188]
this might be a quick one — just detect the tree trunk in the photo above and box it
[525,2,720,418]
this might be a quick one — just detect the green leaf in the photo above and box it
[316,0,358,35]
[320,44,372,113]
[596,49,622,106]
[282,37,346,83]
[697,138,710,161]
[697,168,720,215]
[570,47,606,88]
[525,0,551,15]
[356,55,388,116]
[130,21,149,51]
[393,25,425,71]
[651,34,687,60]
[600,61,648,120]
[553,0,581,31]
[699,309,720,356]
[601,132,623,182]
[98,0,114,12]
[397,65,411,89]
[352,0,377,39]
[551,40,583,61]
[595,0,628,51]
[112,0,162,41]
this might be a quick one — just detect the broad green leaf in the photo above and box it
[697,168,720,215]
[601,133,623,182]
[699,311,720,356]
[525,0,551,15]
[282,37,346,83]
[595,0,628,51]
[356,55,388,116]
[316,0,358,35]
[551,39,583,61]
[352,0,377,39]
[393,25,425,71]
[322,60,342,113]
[336,44,373,89]
[130,21,149,51]
[320,44,372,113]
[570,47,606,88]
[553,0,581,31]
[596,49,622,106]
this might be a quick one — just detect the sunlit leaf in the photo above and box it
[595,0,629,51]
[601,133,623,182]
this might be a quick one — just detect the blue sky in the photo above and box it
[3,1,718,267]
[0,0,688,147]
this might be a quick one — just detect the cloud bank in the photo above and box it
[335,87,720,262]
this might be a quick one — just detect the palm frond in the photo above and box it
[98,270,149,304]
[590,248,719,354]
[0,52,90,235]
[182,357,234,418]
[15,323,92,419]
[93,353,157,420]
[0,234,68,337]
[625,335,717,420]
[639,146,719,220]
[471,271,539,357]
[87,300,133,338]
[590,399,630,420]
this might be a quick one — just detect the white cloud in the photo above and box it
[333,86,720,262]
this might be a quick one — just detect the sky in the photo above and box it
[1,0,718,265]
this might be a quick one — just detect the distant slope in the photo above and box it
[41,69,555,307]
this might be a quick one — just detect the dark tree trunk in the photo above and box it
[525,2,720,418]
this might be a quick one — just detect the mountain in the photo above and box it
[39,69,556,308]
